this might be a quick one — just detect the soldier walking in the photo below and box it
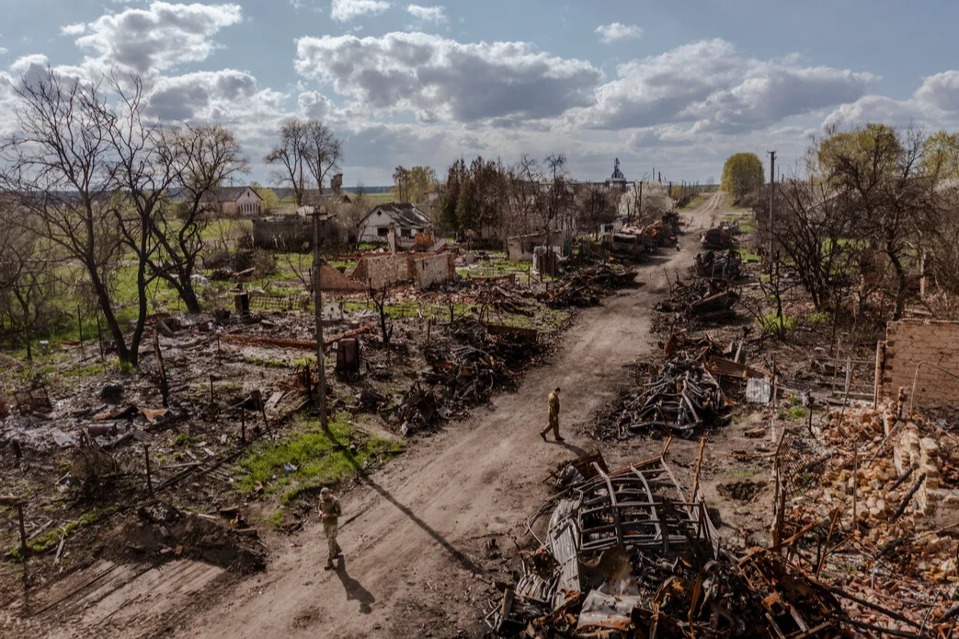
[320,487,342,569]
[540,387,564,442]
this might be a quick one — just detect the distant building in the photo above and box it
[606,158,629,192]
[206,186,262,217]
[356,202,432,247]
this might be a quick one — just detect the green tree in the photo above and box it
[721,153,764,204]
[922,130,959,183]
[251,182,278,212]
[814,123,932,320]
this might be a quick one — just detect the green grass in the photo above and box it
[172,433,194,447]
[757,312,796,333]
[234,414,404,501]
[806,310,830,325]
[7,508,106,561]
[725,468,762,480]
[782,406,807,420]
[680,194,705,210]
[724,212,758,234]
[201,218,253,242]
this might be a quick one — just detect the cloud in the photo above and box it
[147,69,285,127]
[330,0,391,21]
[68,2,242,75]
[297,90,338,120]
[407,4,446,24]
[60,23,87,36]
[822,70,959,131]
[915,71,959,115]
[575,39,876,134]
[294,31,602,123]
[10,54,49,75]
[595,22,642,44]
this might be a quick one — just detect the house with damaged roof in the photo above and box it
[356,202,432,248]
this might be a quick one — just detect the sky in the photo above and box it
[1,0,958,188]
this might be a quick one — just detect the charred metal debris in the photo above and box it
[593,333,764,440]
[487,446,852,639]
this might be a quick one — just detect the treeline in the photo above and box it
[755,124,959,323]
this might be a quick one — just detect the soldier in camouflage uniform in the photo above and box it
[320,487,342,569]
[540,387,564,442]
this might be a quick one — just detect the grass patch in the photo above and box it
[234,414,404,500]
[782,406,807,420]
[172,433,194,448]
[757,312,797,333]
[736,247,762,263]
[806,311,830,326]
[728,214,757,234]
[725,467,762,480]
[680,194,705,210]
[7,508,106,561]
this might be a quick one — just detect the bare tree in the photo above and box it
[757,179,856,312]
[542,153,573,252]
[0,70,134,363]
[0,205,64,359]
[152,124,247,313]
[105,75,172,361]
[266,118,310,206]
[575,185,617,236]
[303,120,342,198]
[817,124,932,320]
[342,183,371,246]
[266,118,341,206]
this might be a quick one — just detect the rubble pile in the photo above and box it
[488,452,849,638]
[655,278,739,324]
[604,356,731,439]
[538,264,638,308]
[700,224,736,250]
[780,402,959,636]
[694,249,742,281]
[393,319,545,435]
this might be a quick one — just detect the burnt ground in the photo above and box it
[0,192,901,638]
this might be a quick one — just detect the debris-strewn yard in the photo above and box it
[5,193,959,639]
[0,241,641,617]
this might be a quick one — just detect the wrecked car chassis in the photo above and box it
[488,448,847,639]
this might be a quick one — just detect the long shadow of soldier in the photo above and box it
[333,558,374,614]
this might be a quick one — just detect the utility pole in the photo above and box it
[311,211,329,430]
[767,150,777,269]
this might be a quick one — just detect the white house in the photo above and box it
[357,203,432,246]
[207,186,262,217]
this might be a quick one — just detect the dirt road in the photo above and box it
[12,193,720,639]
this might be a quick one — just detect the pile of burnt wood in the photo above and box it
[486,450,852,639]
[393,319,542,435]
[538,264,638,308]
[610,355,732,438]
[655,277,739,324]
[694,249,741,281]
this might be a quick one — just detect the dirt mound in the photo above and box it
[717,479,765,502]
[112,502,265,573]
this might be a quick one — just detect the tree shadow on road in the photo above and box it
[334,558,374,614]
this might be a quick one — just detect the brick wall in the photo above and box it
[413,254,453,289]
[877,320,959,408]
[350,255,412,290]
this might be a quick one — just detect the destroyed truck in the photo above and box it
[605,230,653,261]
